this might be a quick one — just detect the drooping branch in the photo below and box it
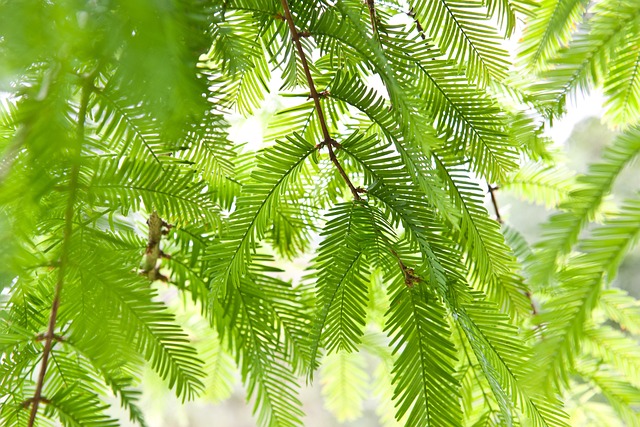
[279,0,425,287]
[279,0,361,201]
[26,81,91,427]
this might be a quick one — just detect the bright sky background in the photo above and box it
[545,91,606,145]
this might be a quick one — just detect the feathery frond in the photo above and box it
[530,126,640,287]
[385,272,462,427]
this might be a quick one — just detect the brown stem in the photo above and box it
[487,182,539,317]
[389,247,407,271]
[408,8,426,40]
[27,83,91,427]
[279,0,361,201]
[525,291,538,316]
[22,397,51,409]
[487,182,503,224]
[34,333,65,343]
[389,248,420,287]
[367,0,379,40]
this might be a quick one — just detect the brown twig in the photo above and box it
[486,182,539,317]
[525,291,538,316]
[22,398,51,409]
[34,333,65,343]
[366,0,379,40]
[140,211,172,282]
[390,248,421,287]
[487,182,503,224]
[27,82,91,427]
[407,8,426,40]
[279,0,361,201]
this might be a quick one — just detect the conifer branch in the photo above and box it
[27,82,91,427]
[457,327,496,413]
[279,0,361,201]
[0,126,28,184]
[0,66,60,184]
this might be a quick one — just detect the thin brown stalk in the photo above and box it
[408,7,427,40]
[27,83,91,427]
[367,0,379,40]
[486,182,539,316]
[487,182,503,224]
[389,247,420,287]
[34,333,65,343]
[526,291,538,316]
[279,0,361,201]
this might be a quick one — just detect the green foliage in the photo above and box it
[519,0,640,126]
[1,0,639,426]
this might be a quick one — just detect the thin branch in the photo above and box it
[34,333,65,343]
[486,182,539,316]
[526,291,538,316]
[407,8,427,40]
[27,81,91,427]
[22,397,51,409]
[367,0,379,40]
[279,0,361,201]
[389,247,420,287]
[140,211,171,282]
[487,182,503,224]
[407,7,438,60]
